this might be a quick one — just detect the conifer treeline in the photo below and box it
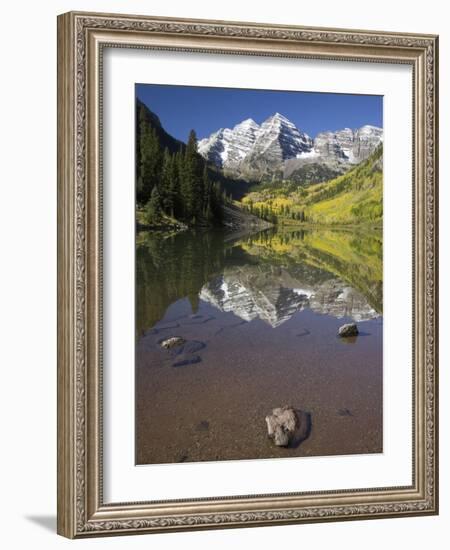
[137,111,224,225]
[242,200,307,224]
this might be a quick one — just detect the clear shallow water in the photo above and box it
[135,227,383,464]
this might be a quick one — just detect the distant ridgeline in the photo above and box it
[136,100,383,228]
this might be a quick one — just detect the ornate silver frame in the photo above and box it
[57,11,439,538]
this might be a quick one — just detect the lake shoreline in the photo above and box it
[136,216,383,233]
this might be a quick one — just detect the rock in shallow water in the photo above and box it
[266,406,311,447]
[172,354,202,367]
[338,323,359,337]
[160,336,186,349]
[180,340,206,354]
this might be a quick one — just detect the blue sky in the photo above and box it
[136,84,383,142]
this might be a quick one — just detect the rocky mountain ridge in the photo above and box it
[198,112,382,181]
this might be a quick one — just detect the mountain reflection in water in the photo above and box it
[136,227,382,336]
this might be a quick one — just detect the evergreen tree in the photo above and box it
[139,127,162,205]
[160,148,171,213]
[175,150,185,219]
[182,130,203,222]
[137,176,144,203]
[202,165,210,213]
[160,148,178,217]
[167,154,178,218]
[202,165,215,223]
[145,185,163,224]
[136,105,148,194]
[137,114,225,227]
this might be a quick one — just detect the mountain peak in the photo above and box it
[267,112,291,124]
[241,117,258,125]
[359,124,381,130]
[233,118,260,131]
[357,125,383,138]
[198,112,382,179]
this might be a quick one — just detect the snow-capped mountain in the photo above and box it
[314,125,383,164]
[246,113,313,163]
[198,112,312,177]
[198,113,382,180]
[198,118,261,171]
[352,125,384,161]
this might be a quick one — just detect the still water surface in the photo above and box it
[135,227,383,464]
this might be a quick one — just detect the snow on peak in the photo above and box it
[235,118,259,129]
[263,112,295,126]
[198,113,382,173]
[359,124,382,131]
[273,112,289,121]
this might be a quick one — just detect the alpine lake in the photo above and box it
[135,226,383,464]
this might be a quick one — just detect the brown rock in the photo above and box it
[160,336,186,349]
[338,323,359,337]
[266,406,311,448]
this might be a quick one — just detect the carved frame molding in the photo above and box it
[57,11,438,538]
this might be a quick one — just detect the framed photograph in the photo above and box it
[57,11,439,538]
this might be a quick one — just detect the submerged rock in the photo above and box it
[169,340,206,357]
[338,323,359,337]
[196,420,210,432]
[172,354,201,368]
[337,408,353,417]
[266,406,311,447]
[160,336,186,349]
[182,340,206,354]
